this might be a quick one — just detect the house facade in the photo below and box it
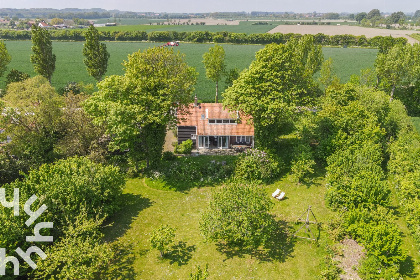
[177,103,254,149]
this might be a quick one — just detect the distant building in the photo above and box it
[177,102,254,149]
[38,21,50,28]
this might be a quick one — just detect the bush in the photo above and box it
[162,151,177,161]
[150,224,176,258]
[174,139,193,154]
[200,183,275,250]
[234,148,281,183]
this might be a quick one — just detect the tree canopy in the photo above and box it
[84,47,197,167]
[0,40,11,78]
[30,25,56,82]
[202,44,226,103]
[222,35,323,149]
[83,25,110,81]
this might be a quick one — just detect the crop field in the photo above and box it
[1,41,377,101]
[96,21,279,34]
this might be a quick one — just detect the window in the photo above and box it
[236,136,251,144]
[198,136,209,148]
[208,119,237,124]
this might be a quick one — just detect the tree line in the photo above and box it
[0,28,408,47]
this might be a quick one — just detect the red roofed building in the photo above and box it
[177,102,254,149]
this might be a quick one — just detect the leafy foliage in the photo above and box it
[0,40,11,78]
[83,25,110,81]
[233,148,281,183]
[189,264,209,280]
[223,35,323,150]
[200,183,275,251]
[290,144,316,185]
[0,76,64,167]
[202,44,226,102]
[174,139,193,154]
[150,224,176,257]
[5,69,30,86]
[84,47,197,168]
[30,25,56,81]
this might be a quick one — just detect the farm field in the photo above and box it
[268,25,420,44]
[96,20,279,34]
[1,41,377,101]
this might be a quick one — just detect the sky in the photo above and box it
[0,0,418,14]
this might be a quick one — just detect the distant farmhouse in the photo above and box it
[177,101,254,150]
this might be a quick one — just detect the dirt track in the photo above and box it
[268,25,419,43]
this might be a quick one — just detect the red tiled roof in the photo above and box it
[178,103,254,136]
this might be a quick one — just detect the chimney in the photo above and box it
[194,94,198,107]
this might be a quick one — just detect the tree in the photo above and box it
[388,12,405,24]
[150,225,176,258]
[30,24,56,82]
[202,44,226,103]
[0,40,11,78]
[355,12,367,24]
[83,25,110,81]
[50,18,64,25]
[0,76,63,166]
[200,183,275,250]
[367,9,381,19]
[222,35,322,150]
[84,47,197,168]
[224,68,239,88]
[414,10,420,19]
[5,69,30,85]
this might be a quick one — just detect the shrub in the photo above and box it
[174,139,193,154]
[234,148,281,183]
[150,224,176,258]
[200,183,275,250]
[162,151,177,161]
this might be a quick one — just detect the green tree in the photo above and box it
[0,40,11,78]
[0,76,63,166]
[202,44,226,103]
[83,25,110,81]
[50,18,64,25]
[224,67,239,88]
[5,69,30,85]
[150,225,176,257]
[84,47,197,168]
[30,24,56,82]
[367,9,381,19]
[189,264,209,280]
[223,36,322,150]
[200,183,275,250]
[355,12,367,24]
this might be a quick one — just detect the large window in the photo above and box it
[236,136,251,144]
[218,136,229,149]
[208,119,236,124]
[198,136,209,148]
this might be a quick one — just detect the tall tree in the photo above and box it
[0,40,11,78]
[30,24,56,82]
[83,25,110,81]
[355,12,367,24]
[202,44,226,103]
[222,35,323,149]
[367,9,381,19]
[84,47,197,168]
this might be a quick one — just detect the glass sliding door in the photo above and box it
[218,136,229,149]
[198,136,209,148]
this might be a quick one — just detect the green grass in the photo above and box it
[93,18,166,25]
[1,41,377,102]
[97,21,279,34]
[412,117,420,133]
[102,172,335,279]
[410,33,420,42]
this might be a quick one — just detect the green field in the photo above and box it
[412,117,420,133]
[1,41,377,101]
[96,21,280,34]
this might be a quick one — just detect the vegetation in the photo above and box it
[150,225,176,258]
[85,47,197,168]
[83,25,110,81]
[30,25,56,82]
[174,139,194,154]
[202,44,226,103]
[0,40,11,78]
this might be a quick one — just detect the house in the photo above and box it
[177,101,254,149]
[38,21,50,28]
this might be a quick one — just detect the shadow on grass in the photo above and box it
[166,241,196,266]
[215,220,295,263]
[102,193,153,242]
[104,241,137,280]
[400,255,418,279]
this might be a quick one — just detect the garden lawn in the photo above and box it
[102,172,336,280]
[1,40,377,102]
